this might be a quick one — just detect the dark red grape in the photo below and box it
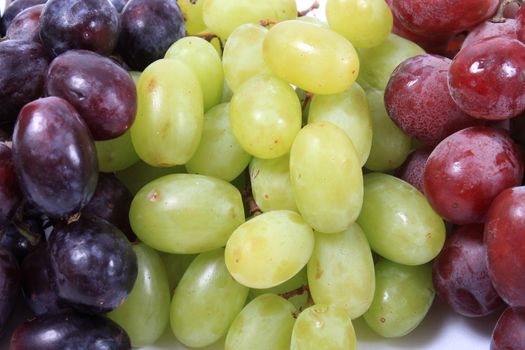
[12,96,98,218]
[423,126,524,225]
[491,307,525,350]
[6,4,44,42]
[46,50,137,140]
[0,0,46,36]
[0,144,22,228]
[39,0,120,57]
[517,3,525,43]
[117,0,185,71]
[0,247,21,333]
[395,146,432,193]
[462,19,518,49]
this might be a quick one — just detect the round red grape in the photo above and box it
[6,4,44,42]
[462,19,518,49]
[491,307,525,350]
[396,146,432,193]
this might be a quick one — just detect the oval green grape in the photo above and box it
[95,130,139,172]
[160,252,196,294]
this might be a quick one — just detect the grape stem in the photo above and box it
[297,0,320,17]
[301,91,313,121]
[241,169,262,217]
[192,32,224,52]
[279,284,314,317]
[259,19,279,27]
[491,0,523,23]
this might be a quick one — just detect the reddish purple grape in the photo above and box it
[0,247,21,333]
[6,4,44,42]
[46,50,137,140]
[0,0,47,36]
[462,19,518,49]
[423,126,524,225]
[395,146,432,193]
[517,3,525,43]
[491,307,525,350]
[0,144,22,228]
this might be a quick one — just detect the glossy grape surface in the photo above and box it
[491,307,525,350]
[0,0,46,35]
[5,4,44,42]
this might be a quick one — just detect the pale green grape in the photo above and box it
[307,223,375,319]
[177,0,206,35]
[160,253,196,293]
[225,210,314,289]
[364,89,411,171]
[364,258,435,338]
[96,130,139,172]
[326,0,393,48]
[171,249,249,348]
[250,268,308,310]
[225,294,296,350]
[357,173,446,265]
[296,16,329,27]
[107,243,170,347]
[165,37,223,111]
[357,33,425,90]
[290,304,357,350]
[131,59,203,167]
[115,160,185,195]
[185,103,251,181]
[221,80,234,102]
[249,154,297,212]
[308,83,372,166]
[290,122,363,234]
[263,20,359,95]
[130,174,244,254]
[230,75,301,159]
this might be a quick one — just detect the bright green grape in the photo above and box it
[307,223,375,319]
[230,75,301,159]
[107,243,170,347]
[171,249,249,348]
[249,154,298,212]
[263,20,359,95]
[160,253,196,293]
[130,174,244,254]
[225,294,296,350]
[290,304,357,350]
[165,37,223,111]
[326,0,393,48]
[177,0,206,35]
[115,160,185,195]
[185,103,251,182]
[364,258,435,338]
[308,83,372,166]
[290,122,363,234]
[357,173,446,265]
[364,89,411,171]
[250,268,308,310]
[225,210,314,289]
[131,58,203,167]
[95,130,139,172]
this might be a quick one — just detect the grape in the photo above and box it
[108,243,170,347]
[96,130,140,173]
[395,146,432,193]
[225,294,296,350]
[12,97,98,218]
[307,223,375,319]
[423,126,524,225]
[491,307,525,350]
[177,0,206,35]
[115,161,185,195]
[519,5,525,42]
[230,75,301,159]
[307,82,372,166]
[5,4,44,42]
[0,247,21,333]
[129,174,244,254]
[0,0,46,36]
[185,103,251,182]
[326,0,393,48]
[0,144,21,229]
[290,122,363,234]
[462,19,518,49]
[250,268,308,310]
[264,20,359,95]
[171,248,249,348]
[160,253,196,293]
[131,59,203,167]
[225,210,314,289]
[290,304,356,350]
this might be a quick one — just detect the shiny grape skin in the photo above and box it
[6,4,44,42]
[461,19,518,49]
[0,144,22,229]
[12,96,98,218]
[491,307,525,350]
[433,224,504,317]
[10,310,132,350]
[48,215,137,314]
[46,50,137,140]
[395,146,432,193]
[0,247,21,333]
[39,0,120,57]
[0,0,47,36]
[423,126,524,225]
[117,0,185,71]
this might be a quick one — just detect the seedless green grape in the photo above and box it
[177,0,206,35]
[115,160,185,195]
[95,130,139,172]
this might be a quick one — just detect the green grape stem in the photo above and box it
[491,0,523,23]
[297,0,320,17]
[9,204,42,246]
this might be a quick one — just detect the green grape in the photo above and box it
[357,173,446,265]
[221,80,234,102]
[177,0,206,35]
[230,75,301,159]
[222,24,272,93]
[171,249,249,348]
[250,268,309,310]
[364,89,411,171]
[326,0,393,48]
[95,130,139,172]
[225,210,314,289]
[225,294,296,350]
[290,304,357,350]
[131,58,203,167]
[290,122,363,234]
[165,37,223,111]
[296,16,329,27]
[160,253,196,293]
[357,33,425,90]
[107,243,170,347]
[307,223,375,319]
[307,83,372,166]
[202,0,297,40]
[249,155,298,212]
[115,160,185,195]
[263,20,359,95]
[185,103,251,181]
[130,174,245,254]
[364,258,435,338]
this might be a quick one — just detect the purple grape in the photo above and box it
[0,247,21,333]
[0,144,22,228]
[0,207,44,260]
[6,4,44,42]
[0,0,47,36]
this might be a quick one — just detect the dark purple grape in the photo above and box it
[10,310,131,350]
[0,144,22,228]
[48,216,137,314]
[109,0,128,12]
[491,307,525,350]
[39,0,120,57]
[0,0,47,36]
[0,207,44,260]
[117,0,185,70]
[46,50,137,140]
[6,4,44,42]
[0,247,21,333]
[12,96,98,218]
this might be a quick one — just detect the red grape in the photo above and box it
[491,307,525,350]
[462,19,518,49]
[396,146,432,193]
[6,4,44,42]
[0,0,46,36]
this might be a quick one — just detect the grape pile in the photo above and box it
[0,0,524,349]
